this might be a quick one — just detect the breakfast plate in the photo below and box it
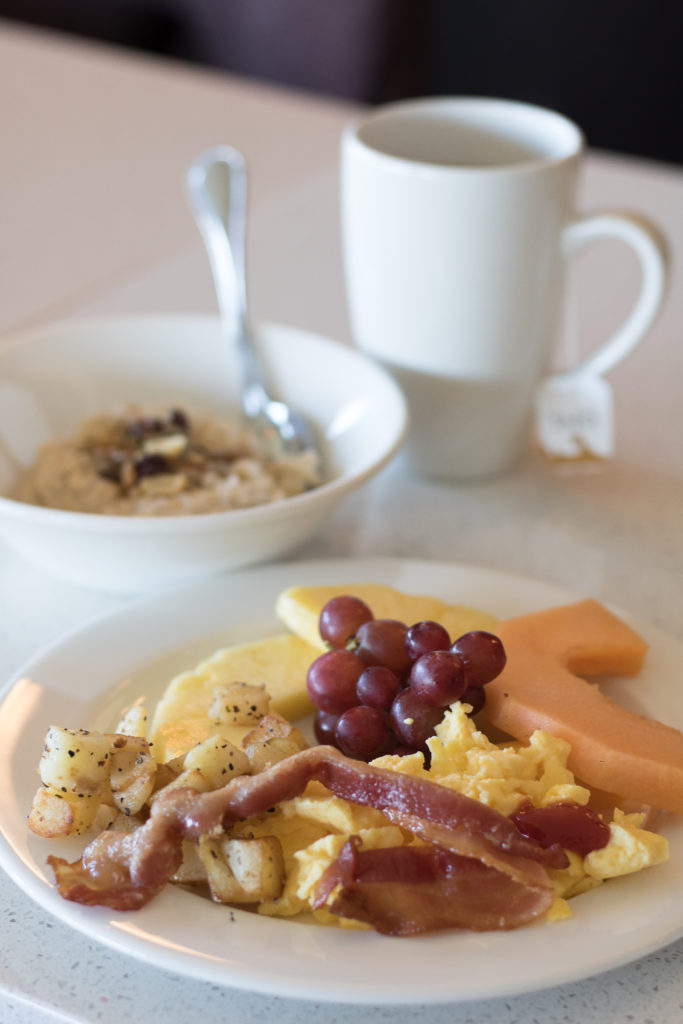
[1,557,682,1005]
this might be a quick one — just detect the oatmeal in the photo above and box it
[12,407,322,516]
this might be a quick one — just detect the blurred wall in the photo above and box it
[0,0,431,101]
[429,0,683,166]
[2,0,681,164]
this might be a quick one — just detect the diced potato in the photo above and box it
[209,682,271,726]
[242,714,308,773]
[172,841,208,885]
[109,736,156,816]
[115,704,148,739]
[106,809,145,834]
[198,835,285,903]
[245,736,307,773]
[183,734,250,788]
[149,766,214,800]
[152,761,182,792]
[151,717,251,764]
[32,726,158,832]
[28,785,101,837]
[93,803,117,831]
[39,726,114,796]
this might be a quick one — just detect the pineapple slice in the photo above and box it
[149,584,498,764]
[275,583,497,651]
[149,633,318,761]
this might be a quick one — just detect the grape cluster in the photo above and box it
[307,595,507,762]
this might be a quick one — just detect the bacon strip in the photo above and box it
[314,837,554,934]
[48,745,566,926]
[48,826,183,910]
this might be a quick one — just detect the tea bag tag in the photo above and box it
[534,372,614,459]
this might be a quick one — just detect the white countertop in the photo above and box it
[1,20,682,1024]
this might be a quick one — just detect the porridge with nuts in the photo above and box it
[11,407,322,516]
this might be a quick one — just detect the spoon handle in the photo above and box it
[185,146,268,415]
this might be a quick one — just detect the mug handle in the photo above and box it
[558,212,668,378]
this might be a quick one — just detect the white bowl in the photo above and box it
[0,315,407,592]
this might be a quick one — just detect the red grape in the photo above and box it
[319,595,373,648]
[390,688,445,751]
[356,665,400,709]
[306,649,363,713]
[313,709,339,745]
[405,620,451,661]
[334,705,393,761]
[355,619,412,675]
[409,650,467,707]
[450,631,506,687]
[460,683,486,716]
[307,604,501,760]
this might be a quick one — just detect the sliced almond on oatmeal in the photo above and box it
[138,472,188,496]
[142,433,188,458]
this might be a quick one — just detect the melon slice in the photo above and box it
[149,633,318,761]
[485,599,683,813]
[276,584,497,651]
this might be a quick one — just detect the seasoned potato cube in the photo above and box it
[115,704,148,739]
[243,714,308,773]
[152,761,182,793]
[209,682,271,726]
[109,736,156,816]
[39,726,113,796]
[105,809,145,833]
[149,766,214,801]
[28,785,101,837]
[198,835,285,903]
[163,753,187,774]
[183,735,250,788]
[172,841,208,885]
[93,803,117,831]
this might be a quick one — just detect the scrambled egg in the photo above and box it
[251,703,668,924]
[228,783,398,925]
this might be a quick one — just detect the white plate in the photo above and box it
[1,557,682,1005]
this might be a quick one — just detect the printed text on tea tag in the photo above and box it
[535,373,614,459]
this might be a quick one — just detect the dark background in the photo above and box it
[3,0,682,165]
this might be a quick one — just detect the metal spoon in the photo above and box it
[185,145,318,457]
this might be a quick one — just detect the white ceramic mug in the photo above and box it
[341,97,668,479]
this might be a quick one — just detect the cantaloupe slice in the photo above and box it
[275,584,497,651]
[149,633,318,761]
[485,599,683,813]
